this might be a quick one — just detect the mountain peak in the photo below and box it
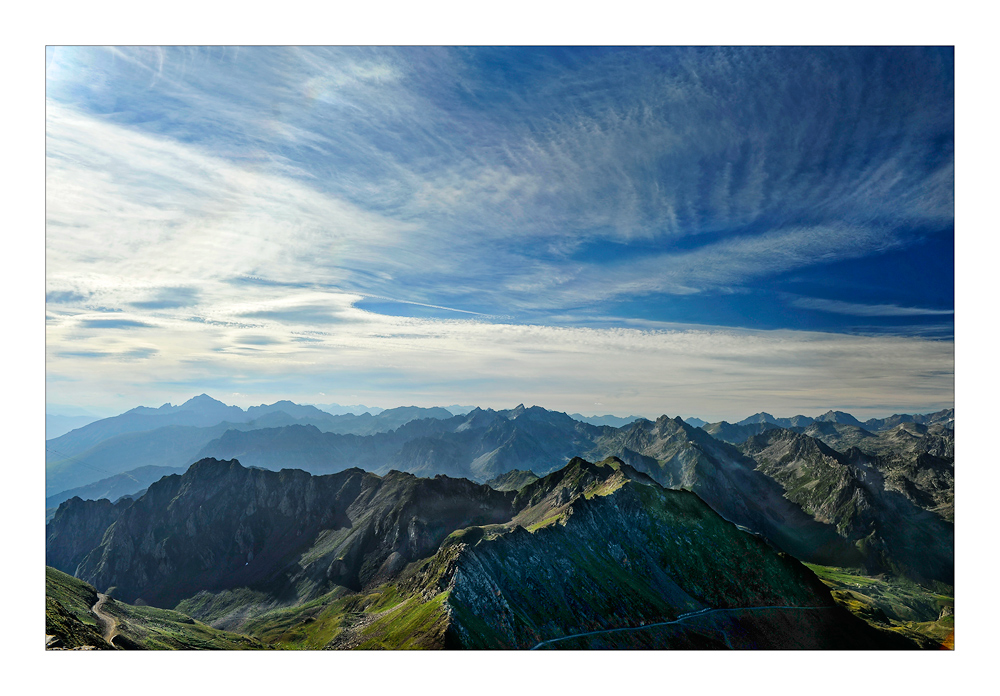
[814,410,863,427]
[737,412,776,426]
[180,394,229,408]
[186,457,244,476]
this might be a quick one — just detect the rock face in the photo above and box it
[47,403,955,603]
[793,421,954,522]
[800,421,954,459]
[53,459,514,607]
[46,496,133,575]
[587,417,861,568]
[741,429,954,583]
[432,459,906,649]
[45,455,916,649]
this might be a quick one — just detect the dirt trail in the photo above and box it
[91,593,119,647]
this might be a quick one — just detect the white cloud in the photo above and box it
[46,287,954,422]
[42,48,954,420]
[45,101,420,303]
[500,223,905,307]
[789,296,954,317]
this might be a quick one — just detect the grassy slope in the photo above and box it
[214,574,451,649]
[443,463,862,649]
[805,563,954,648]
[51,454,944,651]
[101,598,265,649]
[229,460,874,650]
[45,567,108,649]
[45,566,263,650]
[178,546,460,650]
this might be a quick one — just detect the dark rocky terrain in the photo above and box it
[47,496,135,576]
[585,416,863,568]
[44,397,954,650]
[52,459,514,608]
[46,456,915,650]
[740,429,953,583]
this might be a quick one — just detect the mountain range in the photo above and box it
[47,456,915,649]
[44,396,457,497]
[45,395,954,649]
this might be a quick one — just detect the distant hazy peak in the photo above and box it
[737,412,777,425]
[813,410,864,427]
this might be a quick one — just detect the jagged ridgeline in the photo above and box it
[47,456,911,649]
[45,400,953,589]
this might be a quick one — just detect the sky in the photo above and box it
[44,46,954,422]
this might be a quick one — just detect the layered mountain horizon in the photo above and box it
[45,393,954,650]
[47,455,921,650]
[45,393,953,496]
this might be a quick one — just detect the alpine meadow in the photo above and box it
[45,46,955,654]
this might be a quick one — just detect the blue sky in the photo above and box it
[45,46,954,420]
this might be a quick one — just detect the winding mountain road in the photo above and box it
[91,593,118,648]
[529,605,836,650]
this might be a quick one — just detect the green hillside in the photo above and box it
[45,566,264,650]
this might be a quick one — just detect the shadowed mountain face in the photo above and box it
[442,461,906,649]
[740,429,953,584]
[54,459,514,608]
[161,408,951,581]
[194,405,609,482]
[48,400,955,595]
[46,456,911,650]
[585,416,863,568]
[47,496,135,576]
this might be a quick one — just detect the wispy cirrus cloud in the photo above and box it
[44,47,953,414]
[500,223,905,307]
[788,296,954,317]
[44,287,954,421]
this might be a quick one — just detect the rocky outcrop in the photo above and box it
[741,429,954,583]
[589,417,861,568]
[58,458,515,607]
[46,496,134,575]
[438,474,901,649]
